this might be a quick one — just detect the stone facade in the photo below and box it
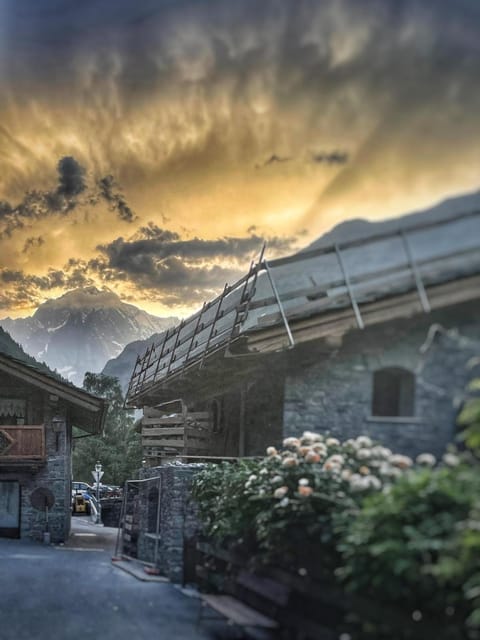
[132,464,203,583]
[0,356,105,544]
[19,405,71,543]
[0,387,72,543]
[283,300,480,459]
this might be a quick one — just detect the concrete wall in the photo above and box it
[283,300,480,459]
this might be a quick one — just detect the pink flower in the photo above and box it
[282,456,299,468]
[298,486,313,497]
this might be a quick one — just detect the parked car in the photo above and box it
[72,481,93,494]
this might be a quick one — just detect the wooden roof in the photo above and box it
[126,207,480,407]
[0,353,108,434]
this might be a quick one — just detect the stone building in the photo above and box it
[126,201,480,462]
[0,354,107,542]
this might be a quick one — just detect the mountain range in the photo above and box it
[0,287,178,386]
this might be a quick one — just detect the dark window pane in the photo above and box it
[372,368,415,417]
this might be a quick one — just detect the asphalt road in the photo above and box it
[0,517,237,640]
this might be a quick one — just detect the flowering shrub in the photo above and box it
[192,432,417,572]
[192,428,480,636]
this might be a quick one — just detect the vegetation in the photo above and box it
[72,373,142,486]
[458,376,480,455]
[192,432,480,638]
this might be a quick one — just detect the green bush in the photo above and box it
[338,463,480,635]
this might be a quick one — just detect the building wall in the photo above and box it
[20,400,71,543]
[193,362,285,457]
[134,464,202,583]
[283,300,480,459]
[0,379,71,543]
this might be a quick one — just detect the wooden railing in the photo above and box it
[0,425,46,463]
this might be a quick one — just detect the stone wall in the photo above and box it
[19,400,70,543]
[283,300,480,459]
[132,463,203,583]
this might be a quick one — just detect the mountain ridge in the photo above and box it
[0,287,178,385]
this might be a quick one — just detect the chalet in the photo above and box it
[126,203,480,464]
[0,354,107,542]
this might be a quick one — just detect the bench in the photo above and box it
[197,569,291,635]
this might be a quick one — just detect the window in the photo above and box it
[372,367,415,417]
[0,398,26,425]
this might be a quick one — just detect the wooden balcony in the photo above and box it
[0,425,46,469]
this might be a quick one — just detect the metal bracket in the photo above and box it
[335,243,364,329]
[400,230,431,313]
[263,259,295,347]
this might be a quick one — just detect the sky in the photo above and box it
[0,0,479,319]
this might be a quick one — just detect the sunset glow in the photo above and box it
[1,0,479,318]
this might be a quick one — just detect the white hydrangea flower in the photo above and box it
[274,486,288,499]
[390,454,413,469]
[301,431,317,444]
[312,443,327,455]
[365,475,382,490]
[356,448,372,460]
[266,446,278,456]
[356,436,373,448]
[341,469,352,481]
[379,463,395,477]
[371,445,391,459]
[326,437,340,447]
[271,475,283,484]
[283,437,301,449]
[282,456,299,468]
[443,453,460,467]
[327,454,344,466]
[298,478,310,486]
[323,461,341,474]
[349,474,368,491]
[416,453,436,467]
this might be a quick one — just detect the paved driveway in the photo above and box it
[0,518,235,640]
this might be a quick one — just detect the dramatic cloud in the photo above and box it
[0,0,478,316]
[92,226,297,304]
[97,175,137,223]
[57,156,86,197]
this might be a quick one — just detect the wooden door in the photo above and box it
[0,481,20,538]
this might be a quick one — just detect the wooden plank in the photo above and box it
[142,427,185,437]
[142,426,210,437]
[142,438,185,448]
[142,416,184,426]
[201,595,278,629]
[142,412,209,426]
[237,570,290,606]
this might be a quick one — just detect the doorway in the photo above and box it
[0,481,20,538]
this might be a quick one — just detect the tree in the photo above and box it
[72,373,142,486]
